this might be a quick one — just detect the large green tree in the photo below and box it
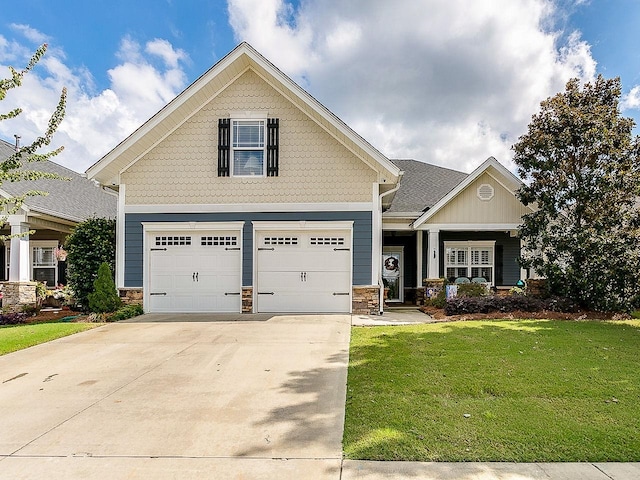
[65,217,116,310]
[0,44,67,220]
[513,75,640,312]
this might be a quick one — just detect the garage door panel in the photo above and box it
[256,228,352,313]
[147,229,241,313]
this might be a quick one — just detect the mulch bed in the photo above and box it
[419,305,631,322]
[25,309,88,323]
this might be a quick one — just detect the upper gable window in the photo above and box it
[218,118,279,177]
[232,120,265,176]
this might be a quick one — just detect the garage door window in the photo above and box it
[264,236,298,245]
[155,236,192,246]
[310,237,345,246]
[201,236,238,246]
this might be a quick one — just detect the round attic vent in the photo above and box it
[477,183,494,201]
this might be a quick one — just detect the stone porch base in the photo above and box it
[2,282,37,311]
[352,285,380,315]
[118,288,143,305]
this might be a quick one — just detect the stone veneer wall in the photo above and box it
[2,282,37,311]
[242,287,253,313]
[119,288,143,305]
[352,286,380,315]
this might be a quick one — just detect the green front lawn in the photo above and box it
[0,322,101,355]
[344,319,640,462]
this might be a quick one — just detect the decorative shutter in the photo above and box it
[266,118,279,176]
[495,245,503,285]
[218,118,230,177]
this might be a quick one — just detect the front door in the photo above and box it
[382,247,403,303]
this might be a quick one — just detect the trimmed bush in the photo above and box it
[88,262,121,313]
[110,303,144,321]
[457,282,488,298]
[444,295,578,316]
[0,312,29,325]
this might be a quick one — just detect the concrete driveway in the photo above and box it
[0,314,350,479]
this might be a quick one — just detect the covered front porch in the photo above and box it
[382,227,524,305]
[1,211,73,308]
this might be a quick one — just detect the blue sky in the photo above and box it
[1,0,638,174]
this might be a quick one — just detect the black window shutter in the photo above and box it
[218,118,230,177]
[267,118,279,176]
[495,245,504,286]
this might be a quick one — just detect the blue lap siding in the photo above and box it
[124,211,373,287]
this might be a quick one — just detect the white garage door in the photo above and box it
[147,230,242,313]
[256,230,352,313]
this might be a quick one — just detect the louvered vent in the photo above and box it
[477,184,495,201]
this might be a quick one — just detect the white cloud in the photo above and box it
[0,31,189,172]
[622,85,640,110]
[9,23,50,44]
[227,0,598,172]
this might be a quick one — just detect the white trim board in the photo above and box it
[126,202,374,214]
[416,223,521,232]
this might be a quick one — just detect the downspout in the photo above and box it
[377,172,403,315]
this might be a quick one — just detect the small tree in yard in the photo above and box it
[65,217,116,310]
[513,75,640,312]
[1,44,67,229]
[88,262,121,313]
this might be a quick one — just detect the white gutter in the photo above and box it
[377,172,403,314]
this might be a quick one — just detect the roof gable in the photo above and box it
[413,157,532,228]
[87,42,400,186]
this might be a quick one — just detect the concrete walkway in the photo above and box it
[1,311,638,479]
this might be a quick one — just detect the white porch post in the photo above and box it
[8,214,30,282]
[416,231,423,286]
[427,229,440,279]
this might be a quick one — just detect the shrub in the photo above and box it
[21,304,41,316]
[444,295,578,316]
[0,312,29,325]
[457,282,488,298]
[110,303,144,321]
[88,262,121,313]
[509,286,526,296]
[427,289,446,308]
[65,217,116,310]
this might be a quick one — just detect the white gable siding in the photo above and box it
[425,172,529,225]
[122,69,377,205]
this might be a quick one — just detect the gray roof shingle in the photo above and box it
[387,159,468,214]
[0,139,116,222]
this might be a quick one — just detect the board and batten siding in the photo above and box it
[124,212,373,288]
[426,171,530,225]
[439,231,521,286]
[121,69,377,206]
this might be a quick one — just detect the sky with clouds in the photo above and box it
[0,0,639,174]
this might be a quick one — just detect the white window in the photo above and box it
[444,241,495,285]
[5,241,59,285]
[232,120,265,176]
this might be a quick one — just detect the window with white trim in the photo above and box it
[444,241,495,284]
[5,241,60,285]
[232,120,265,176]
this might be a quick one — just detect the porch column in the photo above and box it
[416,231,423,286]
[427,229,440,279]
[8,214,30,282]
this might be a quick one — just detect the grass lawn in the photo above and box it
[344,319,640,462]
[0,322,101,355]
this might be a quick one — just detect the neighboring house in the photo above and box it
[383,157,534,304]
[86,42,533,314]
[0,138,117,294]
